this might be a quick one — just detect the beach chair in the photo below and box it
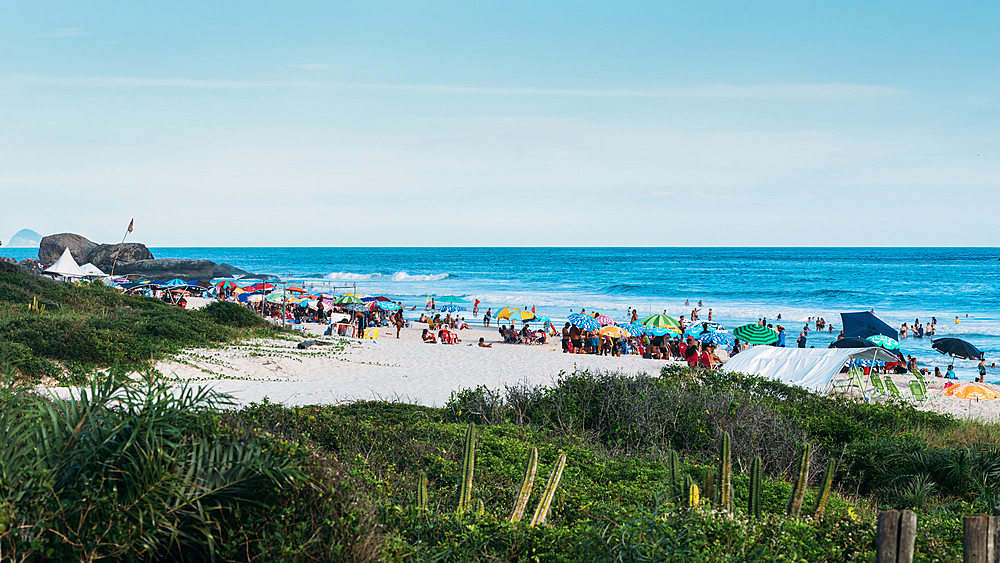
[909,381,927,402]
[363,328,380,342]
[869,373,886,396]
[884,377,903,400]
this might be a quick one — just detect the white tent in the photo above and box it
[43,247,85,278]
[721,346,900,392]
[79,263,107,277]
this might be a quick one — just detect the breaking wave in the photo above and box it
[391,271,449,282]
[324,271,450,282]
[325,272,377,281]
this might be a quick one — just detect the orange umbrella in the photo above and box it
[598,325,628,339]
[286,286,307,293]
[944,382,1000,400]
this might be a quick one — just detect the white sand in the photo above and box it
[153,323,682,407]
[830,371,1000,421]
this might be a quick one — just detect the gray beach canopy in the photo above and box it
[840,311,899,341]
[721,346,899,392]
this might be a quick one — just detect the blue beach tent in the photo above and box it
[840,311,898,341]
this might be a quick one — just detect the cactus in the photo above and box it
[718,431,732,512]
[530,453,567,527]
[786,443,811,517]
[475,499,485,515]
[689,483,700,508]
[417,470,428,510]
[702,469,715,506]
[667,449,682,501]
[28,297,45,314]
[509,447,538,522]
[813,458,836,518]
[458,423,476,511]
[748,456,762,518]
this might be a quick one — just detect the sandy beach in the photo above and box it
[153,322,682,407]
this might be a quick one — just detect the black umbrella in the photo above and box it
[828,337,877,349]
[932,338,984,360]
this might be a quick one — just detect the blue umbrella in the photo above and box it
[647,326,678,337]
[568,313,600,331]
[377,302,401,311]
[699,332,734,347]
[685,322,718,337]
[621,322,647,336]
[439,305,463,313]
[164,278,187,287]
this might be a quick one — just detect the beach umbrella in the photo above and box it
[286,286,307,293]
[376,301,401,311]
[599,325,628,339]
[568,313,600,331]
[334,294,364,305]
[944,381,1000,400]
[732,324,779,345]
[375,296,393,302]
[621,322,647,336]
[266,293,301,304]
[595,315,616,326]
[866,335,900,350]
[685,322,718,337]
[641,314,679,328]
[343,303,367,312]
[932,338,985,360]
[496,307,535,321]
[699,332,734,347]
[164,279,187,287]
[829,337,877,349]
[244,282,276,292]
[647,326,679,337]
[435,296,471,304]
[439,305,463,313]
[216,280,238,290]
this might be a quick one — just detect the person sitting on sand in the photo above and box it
[458,317,470,330]
[945,365,957,379]
[934,367,942,378]
[478,337,492,348]
[421,328,436,343]
[685,341,699,367]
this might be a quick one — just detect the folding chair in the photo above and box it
[869,373,886,396]
[909,380,927,402]
[884,376,904,400]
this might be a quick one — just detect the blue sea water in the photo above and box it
[6,246,1000,381]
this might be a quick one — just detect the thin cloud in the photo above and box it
[14,75,312,89]
[9,73,905,100]
[340,81,906,101]
[289,63,336,70]
[38,27,92,38]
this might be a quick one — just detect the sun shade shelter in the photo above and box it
[43,247,86,278]
[840,311,899,340]
[721,346,900,392]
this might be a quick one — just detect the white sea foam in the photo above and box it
[325,272,377,281]
[390,271,449,282]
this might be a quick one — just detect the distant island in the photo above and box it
[4,228,42,248]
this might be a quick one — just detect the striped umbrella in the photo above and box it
[866,335,900,350]
[334,294,364,305]
[641,314,679,328]
[595,315,616,326]
[732,324,779,345]
[343,303,367,312]
[439,305,463,313]
[568,313,600,331]
[621,322,647,336]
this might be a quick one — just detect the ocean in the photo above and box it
[5,246,999,381]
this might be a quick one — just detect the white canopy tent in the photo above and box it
[721,346,900,392]
[43,248,86,278]
[79,263,108,277]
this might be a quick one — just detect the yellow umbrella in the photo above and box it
[944,382,1000,400]
[598,325,628,339]
[496,307,535,321]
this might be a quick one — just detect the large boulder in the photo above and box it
[88,243,155,273]
[116,259,247,281]
[18,258,41,271]
[38,233,98,265]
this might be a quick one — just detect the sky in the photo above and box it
[1,1,998,247]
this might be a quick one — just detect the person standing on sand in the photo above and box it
[394,310,404,339]
[484,308,491,327]
[631,309,638,323]
[561,322,571,353]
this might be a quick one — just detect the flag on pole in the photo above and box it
[127,219,134,233]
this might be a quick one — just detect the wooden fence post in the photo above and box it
[878,510,917,563]
[964,514,990,563]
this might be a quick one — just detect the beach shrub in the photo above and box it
[203,300,267,328]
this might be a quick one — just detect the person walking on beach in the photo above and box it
[561,323,571,353]
[394,310,404,339]
[484,308,491,327]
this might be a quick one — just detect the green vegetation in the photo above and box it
[0,261,275,381]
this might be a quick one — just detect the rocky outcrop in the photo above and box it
[38,233,99,265]
[18,258,41,271]
[114,259,269,281]
[88,243,155,273]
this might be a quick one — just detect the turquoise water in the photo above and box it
[7,246,999,380]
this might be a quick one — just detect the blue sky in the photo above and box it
[1,2,998,246]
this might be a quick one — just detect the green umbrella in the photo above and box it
[732,324,779,345]
[334,294,364,305]
[866,335,900,350]
[640,314,678,327]
[434,295,471,303]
